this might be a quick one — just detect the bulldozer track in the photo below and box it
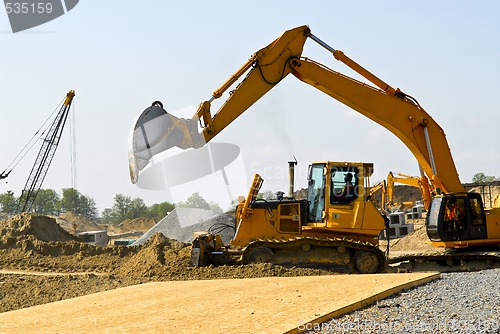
[242,236,386,273]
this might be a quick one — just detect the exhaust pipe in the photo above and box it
[288,157,298,197]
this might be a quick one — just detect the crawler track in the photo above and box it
[241,237,386,274]
[388,250,500,272]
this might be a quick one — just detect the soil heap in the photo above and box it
[0,213,78,242]
[55,211,102,235]
[106,217,157,234]
[388,220,441,253]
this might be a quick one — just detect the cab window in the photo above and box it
[331,167,359,204]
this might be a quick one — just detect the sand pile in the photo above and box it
[0,213,78,242]
[131,208,235,246]
[116,233,191,278]
[55,211,102,235]
[107,217,157,234]
[388,221,436,252]
[0,213,131,260]
[117,232,332,280]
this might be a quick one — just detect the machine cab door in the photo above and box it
[307,164,326,223]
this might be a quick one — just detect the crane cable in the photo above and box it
[1,98,65,178]
[69,101,77,191]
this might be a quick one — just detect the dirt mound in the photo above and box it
[371,185,422,205]
[116,233,191,278]
[388,221,437,252]
[107,217,157,234]
[0,213,78,242]
[117,233,334,280]
[55,211,102,235]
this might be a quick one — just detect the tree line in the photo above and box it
[472,172,500,183]
[0,188,222,224]
[3,173,495,222]
[0,188,98,218]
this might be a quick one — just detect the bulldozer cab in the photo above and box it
[307,162,372,223]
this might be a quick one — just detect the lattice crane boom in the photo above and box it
[15,90,75,213]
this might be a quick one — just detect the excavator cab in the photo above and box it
[426,193,488,245]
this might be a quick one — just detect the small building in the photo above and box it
[77,230,108,246]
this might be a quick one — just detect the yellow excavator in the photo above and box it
[387,171,432,210]
[130,25,500,273]
[368,180,387,211]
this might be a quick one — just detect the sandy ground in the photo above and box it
[0,273,440,334]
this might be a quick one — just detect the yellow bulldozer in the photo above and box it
[191,162,388,273]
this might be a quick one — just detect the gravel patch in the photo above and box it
[305,268,500,333]
[131,208,235,245]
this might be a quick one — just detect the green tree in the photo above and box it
[102,195,176,224]
[78,195,98,219]
[60,188,80,213]
[100,208,114,225]
[472,172,500,183]
[148,201,175,219]
[111,194,132,222]
[60,188,98,219]
[129,198,147,218]
[32,188,60,215]
[177,192,210,209]
[0,191,17,214]
[208,201,223,213]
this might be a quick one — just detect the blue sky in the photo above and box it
[1,1,499,213]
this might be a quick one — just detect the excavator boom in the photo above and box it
[288,58,463,194]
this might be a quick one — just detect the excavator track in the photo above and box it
[241,237,386,274]
[387,250,500,272]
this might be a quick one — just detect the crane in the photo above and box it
[15,90,75,213]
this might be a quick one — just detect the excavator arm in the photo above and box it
[129,25,463,196]
[387,171,432,210]
[129,25,310,183]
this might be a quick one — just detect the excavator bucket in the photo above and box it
[128,102,205,183]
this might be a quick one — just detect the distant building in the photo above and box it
[77,230,108,246]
